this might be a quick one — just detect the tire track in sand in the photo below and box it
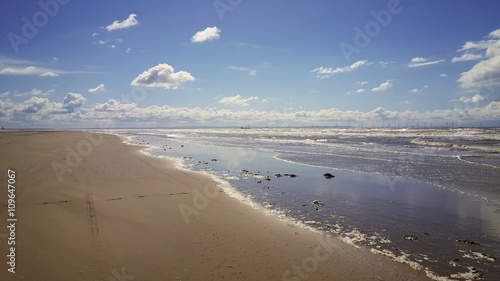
[82,181,108,279]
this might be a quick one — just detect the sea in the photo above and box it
[112,127,500,280]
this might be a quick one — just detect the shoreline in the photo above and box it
[0,131,430,280]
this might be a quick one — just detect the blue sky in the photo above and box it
[1,0,499,128]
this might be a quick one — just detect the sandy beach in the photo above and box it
[0,131,431,281]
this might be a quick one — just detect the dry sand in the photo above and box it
[0,131,431,280]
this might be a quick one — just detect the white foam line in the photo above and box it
[115,131,323,236]
[457,155,500,169]
[114,130,497,281]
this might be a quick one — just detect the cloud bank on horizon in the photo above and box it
[0,0,499,128]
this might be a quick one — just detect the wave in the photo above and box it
[457,155,500,169]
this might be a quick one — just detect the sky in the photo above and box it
[1,0,500,128]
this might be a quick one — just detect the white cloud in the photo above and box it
[219,95,259,106]
[372,81,393,92]
[451,53,483,63]
[355,88,365,93]
[357,81,368,85]
[228,66,257,76]
[39,72,59,77]
[411,57,426,63]
[0,93,86,124]
[408,57,446,68]
[261,98,269,104]
[130,63,195,90]
[409,88,422,94]
[457,94,485,103]
[63,93,86,112]
[457,29,500,88]
[88,84,106,93]
[0,66,55,76]
[106,14,139,31]
[2,97,500,127]
[490,29,500,38]
[13,89,54,97]
[440,73,448,77]
[311,60,369,79]
[191,26,221,43]
[0,59,95,77]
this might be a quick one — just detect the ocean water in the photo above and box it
[114,127,500,280]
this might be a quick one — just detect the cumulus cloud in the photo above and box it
[219,95,259,106]
[457,29,500,88]
[0,92,86,124]
[63,93,86,112]
[311,60,369,79]
[130,63,195,89]
[456,94,485,103]
[440,73,448,77]
[372,81,393,92]
[451,53,483,63]
[19,97,51,113]
[228,66,257,76]
[357,81,368,85]
[191,26,221,43]
[355,89,365,94]
[2,97,500,127]
[88,84,106,93]
[409,88,422,94]
[106,14,139,31]
[408,57,446,68]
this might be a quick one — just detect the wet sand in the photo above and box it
[0,131,430,280]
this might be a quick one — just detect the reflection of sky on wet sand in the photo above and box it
[123,131,500,280]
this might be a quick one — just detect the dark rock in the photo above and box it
[323,173,335,179]
[275,174,282,178]
[312,200,324,206]
[211,159,217,161]
[456,239,480,245]
[403,235,419,241]
[288,174,297,178]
